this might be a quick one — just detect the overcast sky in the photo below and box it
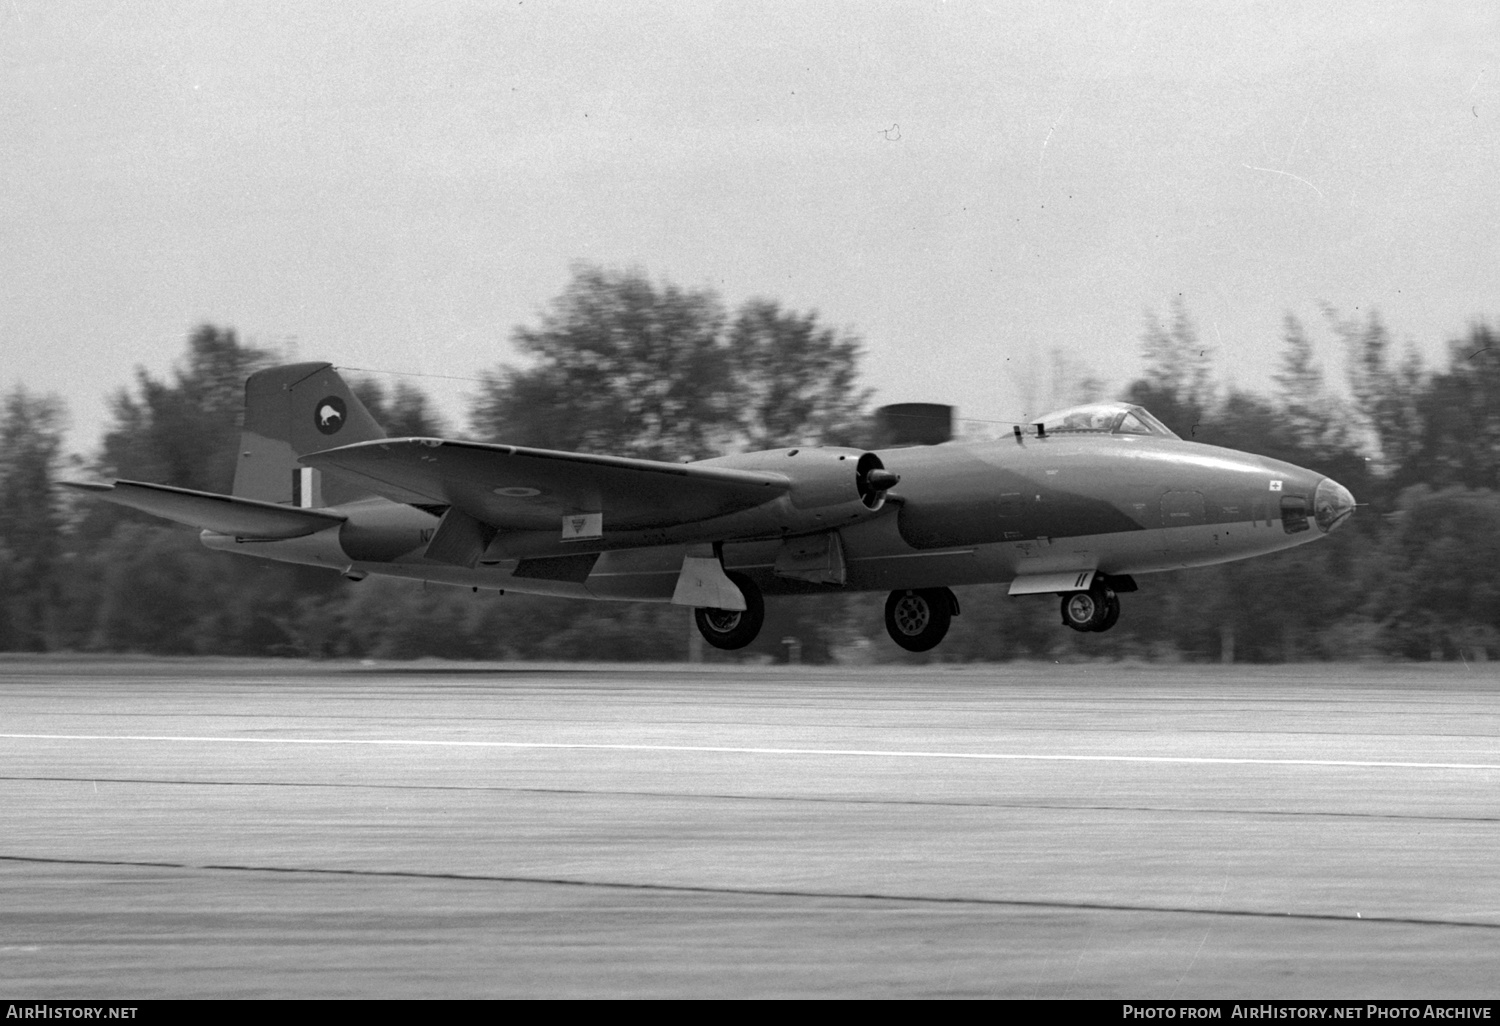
[4,1,1496,451]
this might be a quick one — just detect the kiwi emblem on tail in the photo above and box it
[315,396,347,435]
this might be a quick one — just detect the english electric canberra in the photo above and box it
[69,363,1355,652]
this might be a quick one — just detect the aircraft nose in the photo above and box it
[1313,477,1355,533]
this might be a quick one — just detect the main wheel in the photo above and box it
[693,571,765,650]
[1060,585,1116,632]
[1094,593,1121,632]
[885,587,954,652]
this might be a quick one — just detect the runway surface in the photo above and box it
[1,657,1498,998]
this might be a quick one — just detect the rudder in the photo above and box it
[232,362,387,507]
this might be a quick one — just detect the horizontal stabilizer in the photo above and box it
[301,438,790,533]
[64,480,346,539]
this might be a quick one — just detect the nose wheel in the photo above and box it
[1060,585,1120,632]
[885,587,957,652]
[693,571,765,650]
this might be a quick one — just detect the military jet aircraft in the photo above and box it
[67,362,1355,652]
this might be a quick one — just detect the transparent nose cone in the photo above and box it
[1314,478,1356,533]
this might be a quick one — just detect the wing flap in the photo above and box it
[301,439,790,532]
[64,480,346,539]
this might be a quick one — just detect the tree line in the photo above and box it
[2,265,1497,662]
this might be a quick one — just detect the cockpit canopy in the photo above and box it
[1032,402,1180,440]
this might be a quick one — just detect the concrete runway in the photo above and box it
[1,657,1497,999]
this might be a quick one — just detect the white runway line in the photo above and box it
[2,732,1499,771]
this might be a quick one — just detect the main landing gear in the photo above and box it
[884,587,960,652]
[693,576,963,654]
[1059,581,1120,632]
[693,571,765,650]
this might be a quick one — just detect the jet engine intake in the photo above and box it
[699,446,900,536]
[857,454,900,510]
[777,448,899,513]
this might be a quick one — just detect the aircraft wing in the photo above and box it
[301,439,790,532]
[63,480,346,539]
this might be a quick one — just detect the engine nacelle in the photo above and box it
[784,448,895,511]
[699,447,899,535]
[200,499,439,569]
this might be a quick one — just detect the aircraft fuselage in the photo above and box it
[201,431,1342,602]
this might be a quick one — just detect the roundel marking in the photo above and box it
[315,396,347,435]
[493,486,541,497]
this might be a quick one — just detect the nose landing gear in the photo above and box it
[1060,583,1120,632]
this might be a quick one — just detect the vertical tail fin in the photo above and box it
[233,363,387,507]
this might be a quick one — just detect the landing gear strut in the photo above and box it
[693,571,765,650]
[885,587,959,652]
[1060,583,1120,632]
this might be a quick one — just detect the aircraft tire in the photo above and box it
[693,572,765,650]
[885,587,954,652]
[1093,593,1121,632]
[1060,585,1115,632]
